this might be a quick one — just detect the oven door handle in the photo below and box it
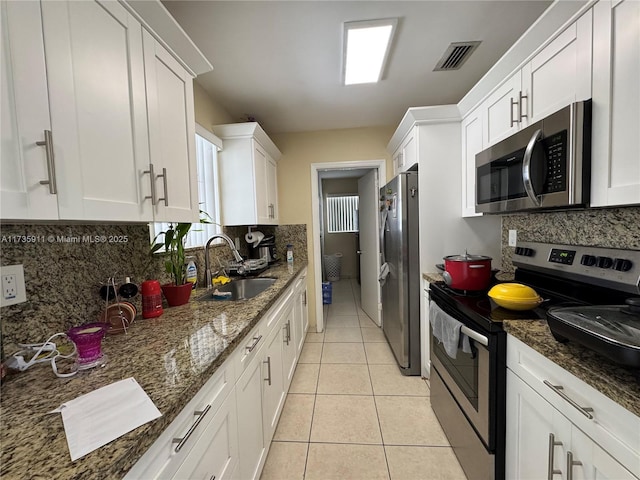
[522,128,543,207]
[460,325,488,347]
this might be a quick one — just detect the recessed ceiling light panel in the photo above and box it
[343,18,398,85]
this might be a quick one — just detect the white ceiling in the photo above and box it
[163,1,552,135]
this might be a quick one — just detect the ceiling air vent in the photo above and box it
[433,41,481,71]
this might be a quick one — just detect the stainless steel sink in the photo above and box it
[197,277,277,301]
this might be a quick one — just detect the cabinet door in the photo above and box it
[401,130,417,172]
[40,0,152,221]
[262,318,286,445]
[506,369,571,480]
[171,390,239,480]
[236,350,267,480]
[1,1,58,220]
[253,143,271,224]
[522,11,593,124]
[144,30,198,223]
[591,0,640,207]
[281,304,297,391]
[461,109,483,217]
[570,426,637,480]
[294,278,308,355]
[266,155,279,223]
[483,72,522,146]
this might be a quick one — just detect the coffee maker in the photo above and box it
[248,235,277,264]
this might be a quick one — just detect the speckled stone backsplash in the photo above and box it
[501,206,640,272]
[0,223,306,356]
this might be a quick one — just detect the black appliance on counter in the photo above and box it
[248,235,277,264]
[429,241,640,480]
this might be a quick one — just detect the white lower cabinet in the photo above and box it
[293,269,309,355]
[128,270,308,480]
[171,389,239,480]
[506,335,640,480]
[236,339,268,480]
[262,315,287,446]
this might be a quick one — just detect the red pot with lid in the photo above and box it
[442,252,492,291]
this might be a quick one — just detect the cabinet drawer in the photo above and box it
[124,360,235,479]
[233,322,265,382]
[507,335,640,476]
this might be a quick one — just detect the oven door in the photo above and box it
[429,300,491,448]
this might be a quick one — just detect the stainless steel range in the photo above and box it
[429,241,640,480]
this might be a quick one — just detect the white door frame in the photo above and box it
[310,160,387,332]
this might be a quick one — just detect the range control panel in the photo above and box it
[512,241,640,294]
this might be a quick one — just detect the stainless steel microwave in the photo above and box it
[475,100,591,214]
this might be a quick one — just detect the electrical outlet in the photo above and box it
[2,274,16,299]
[508,230,517,247]
[0,265,26,307]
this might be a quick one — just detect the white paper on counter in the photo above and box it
[50,377,162,461]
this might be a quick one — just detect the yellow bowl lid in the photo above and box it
[488,283,541,302]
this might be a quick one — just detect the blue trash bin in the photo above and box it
[322,282,332,304]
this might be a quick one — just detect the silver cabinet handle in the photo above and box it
[566,451,582,480]
[245,335,262,353]
[543,380,594,419]
[143,163,157,205]
[287,321,291,343]
[157,167,168,206]
[522,128,544,207]
[172,404,211,452]
[264,356,272,385]
[303,291,307,305]
[36,130,57,194]
[519,91,528,121]
[510,97,519,127]
[547,433,563,479]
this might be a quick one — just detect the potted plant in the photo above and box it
[151,222,194,307]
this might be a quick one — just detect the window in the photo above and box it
[326,194,359,233]
[151,125,223,248]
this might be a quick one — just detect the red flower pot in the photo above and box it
[161,283,192,307]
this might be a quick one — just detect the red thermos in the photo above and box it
[141,280,163,319]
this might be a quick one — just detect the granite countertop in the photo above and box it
[0,261,307,479]
[503,319,640,418]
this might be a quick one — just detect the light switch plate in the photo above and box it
[508,230,517,247]
[1,264,26,307]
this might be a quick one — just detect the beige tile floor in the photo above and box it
[260,279,467,480]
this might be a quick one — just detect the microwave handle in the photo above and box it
[522,128,543,207]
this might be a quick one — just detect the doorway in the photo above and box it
[311,160,386,332]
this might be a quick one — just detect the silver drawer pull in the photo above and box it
[172,404,211,452]
[245,335,262,353]
[543,380,594,419]
[36,130,57,194]
[547,433,563,479]
[566,451,582,480]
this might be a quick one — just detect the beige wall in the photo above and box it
[271,126,395,330]
[193,81,234,132]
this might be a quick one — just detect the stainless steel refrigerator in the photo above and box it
[380,170,420,376]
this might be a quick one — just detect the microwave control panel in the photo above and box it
[543,130,567,193]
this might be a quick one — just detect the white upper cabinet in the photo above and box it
[213,122,281,226]
[392,128,417,176]
[522,10,593,124]
[0,0,207,223]
[591,0,640,207]
[483,71,523,147]
[461,108,483,217]
[1,1,58,220]
[143,30,198,223]
[41,0,152,222]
